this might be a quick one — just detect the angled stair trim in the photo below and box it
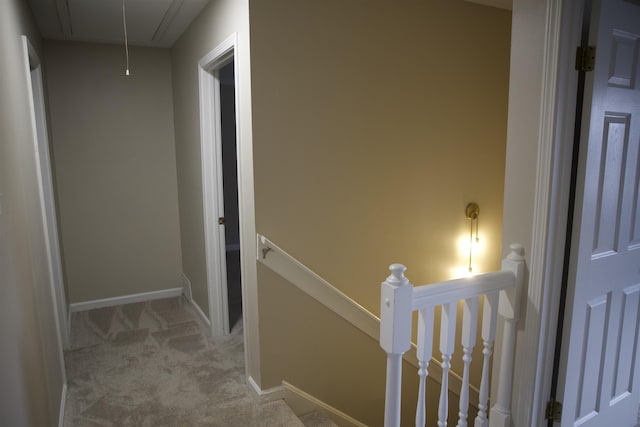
[257,234,479,406]
[283,381,367,427]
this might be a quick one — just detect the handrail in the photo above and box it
[411,270,515,310]
[256,234,480,407]
[256,234,480,412]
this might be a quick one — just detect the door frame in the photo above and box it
[534,0,595,422]
[498,0,584,426]
[22,35,70,351]
[515,0,610,424]
[198,34,238,336]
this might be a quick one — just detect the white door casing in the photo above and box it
[22,36,70,351]
[198,34,238,336]
[557,0,640,425]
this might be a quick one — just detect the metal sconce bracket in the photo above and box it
[465,202,480,220]
[466,202,480,272]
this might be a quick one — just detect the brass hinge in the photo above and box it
[545,400,562,422]
[575,46,596,72]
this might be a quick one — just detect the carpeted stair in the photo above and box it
[299,410,339,427]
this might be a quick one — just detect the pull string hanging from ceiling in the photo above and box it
[122,0,130,76]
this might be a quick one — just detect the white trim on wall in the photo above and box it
[233,27,261,390]
[58,382,67,427]
[247,376,285,404]
[509,0,587,425]
[283,381,368,427]
[504,0,563,423]
[22,35,70,355]
[198,34,237,337]
[181,272,193,302]
[22,37,69,425]
[186,290,212,330]
[69,287,183,312]
[180,272,213,327]
[190,25,260,389]
[529,0,585,423]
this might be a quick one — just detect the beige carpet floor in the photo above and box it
[63,296,639,426]
[63,296,304,426]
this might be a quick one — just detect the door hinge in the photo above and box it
[545,400,562,422]
[218,217,225,225]
[575,46,596,72]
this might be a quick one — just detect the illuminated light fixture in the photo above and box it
[465,202,480,272]
[122,0,130,76]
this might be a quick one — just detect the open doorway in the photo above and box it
[219,62,242,330]
[198,35,242,336]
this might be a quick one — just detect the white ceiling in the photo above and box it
[28,0,511,49]
[28,0,211,48]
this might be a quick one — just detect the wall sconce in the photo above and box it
[465,202,480,272]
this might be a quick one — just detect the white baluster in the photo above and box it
[489,317,517,427]
[380,264,413,427]
[457,297,479,427]
[475,292,499,427]
[416,306,435,427]
[438,301,458,427]
[489,244,525,427]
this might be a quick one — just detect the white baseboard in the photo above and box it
[69,287,183,312]
[187,295,211,329]
[58,382,67,427]
[282,381,367,427]
[247,376,285,404]
[181,272,210,329]
[181,272,193,302]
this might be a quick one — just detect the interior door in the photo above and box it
[556,0,640,425]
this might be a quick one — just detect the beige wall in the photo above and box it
[250,0,511,422]
[44,41,182,303]
[0,0,65,425]
[251,0,511,308]
[170,0,260,377]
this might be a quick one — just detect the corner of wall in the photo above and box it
[247,376,284,404]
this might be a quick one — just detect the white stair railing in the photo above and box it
[380,244,525,427]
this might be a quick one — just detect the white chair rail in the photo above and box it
[379,244,525,427]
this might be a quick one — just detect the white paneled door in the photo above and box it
[557,0,640,425]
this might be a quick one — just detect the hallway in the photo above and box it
[63,297,301,426]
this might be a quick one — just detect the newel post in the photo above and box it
[489,244,525,427]
[380,264,413,427]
